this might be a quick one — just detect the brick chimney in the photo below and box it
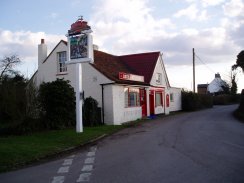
[38,39,47,68]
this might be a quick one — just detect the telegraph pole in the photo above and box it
[193,48,195,93]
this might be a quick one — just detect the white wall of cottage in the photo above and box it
[169,87,182,112]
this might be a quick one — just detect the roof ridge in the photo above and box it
[119,51,160,57]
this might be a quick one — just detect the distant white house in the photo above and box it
[31,19,182,125]
[207,73,228,94]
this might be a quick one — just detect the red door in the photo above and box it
[139,89,147,117]
[149,90,155,115]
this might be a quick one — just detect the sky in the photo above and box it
[0,0,244,92]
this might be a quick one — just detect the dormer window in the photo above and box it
[57,51,67,73]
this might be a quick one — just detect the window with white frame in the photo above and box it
[124,87,140,107]
[57,51,67,73]
[155,92,163,106]
[170,93,174,102]
[156,73,162,85]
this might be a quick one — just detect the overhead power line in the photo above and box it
[195,54,215,74]
[195,53,230,81]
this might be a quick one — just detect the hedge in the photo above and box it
[233,89,244,122]
[182,91,213,111]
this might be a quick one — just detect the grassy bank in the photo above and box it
[0,125,123,173]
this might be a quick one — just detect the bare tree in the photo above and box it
[0,55,21,80]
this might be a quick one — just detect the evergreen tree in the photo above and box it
[232,50,244,72]
[230,75,237,95]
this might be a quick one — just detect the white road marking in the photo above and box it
[76,145,97,182]
[77,172,92,182]
[52,176,65,183]
[81,164,93,172]
[87,151,95,157]
[63,159,73,166]
[57,166,70,173]
[90,146,97,152]
[84,157,95,164]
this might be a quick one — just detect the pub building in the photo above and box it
[32,17,181,125]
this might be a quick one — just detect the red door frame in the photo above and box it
[149,90,155,115]
[139,89,147,117]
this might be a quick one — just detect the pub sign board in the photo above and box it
[70,34,88,59]
[66,17,93,65]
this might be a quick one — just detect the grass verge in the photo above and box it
[0,125,123,173]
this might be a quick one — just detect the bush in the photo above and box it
[0,75,27,123]
[213,94,241,105]
[38,79,75,129]
[213,94,232,105]
[234,89,244,122]
[83,97,102,126]
[182,91,213,111]
[0,118,44,136]
[238,89,244,111]
[199,94,213,108]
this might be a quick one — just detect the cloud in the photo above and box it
[91,0,175,50]
[116,27,237,64]
[173,4,209,21]
[0,29,65,63]
[88,0,241,69]
[201,0,225,7]
[174,4,199,20]
[223,0,244,17]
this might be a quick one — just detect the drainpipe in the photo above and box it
[101,84,105,124]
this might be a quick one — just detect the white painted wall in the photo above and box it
[169,87,182,112]
[150,56,169,87]
[36,41,76,88]
[34,40,114,124]
[150,55,171,115]
[34,40,181,125]
[149,54,181,115]
[103,84,114,124]
[111,85,125,125]
[155,106,164,114]
[110,85,142,125]
[124,107,142,122]
[82,62,112,108]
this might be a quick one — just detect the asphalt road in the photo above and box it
[0,105,244,183]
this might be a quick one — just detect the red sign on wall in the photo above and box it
[119,72,144,82]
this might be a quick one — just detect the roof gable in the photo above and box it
[43,40,67,63]
[119,52,160,83]
[149,54,171,88]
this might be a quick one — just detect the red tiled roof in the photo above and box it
[119,52,160,83]
[92,50,160,85]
